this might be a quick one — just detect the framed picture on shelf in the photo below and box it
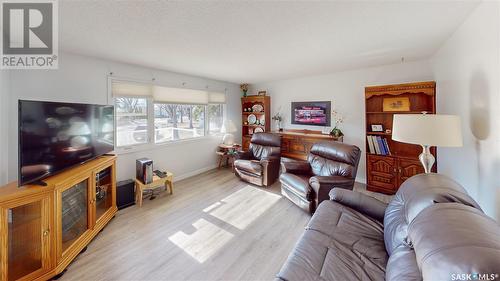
[383,97,410,112]
[371,124,384,132]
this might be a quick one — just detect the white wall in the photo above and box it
[0,70,10,185]
[251,60,434,183]
[7,52,241,183]
[431,1,500,220]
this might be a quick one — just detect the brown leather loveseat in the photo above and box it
[280,141,361,214]
[276,173,500,280]
[234,133,281,186]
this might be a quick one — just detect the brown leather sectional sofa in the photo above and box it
[276,173,500,280]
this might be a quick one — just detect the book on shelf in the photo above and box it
[367,136,376,154]
[376,136,386,155]
[372,136,381,154]
[367,135,391,156]
[383,138,391,155]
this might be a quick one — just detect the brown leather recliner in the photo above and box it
[280,141,361,214]
[234,133,281,187]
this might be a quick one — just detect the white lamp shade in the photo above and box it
[392,114,463,147]
[221,120,237,133]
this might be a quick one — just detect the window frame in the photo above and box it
[110,78,226,154]
[114,96,151,148]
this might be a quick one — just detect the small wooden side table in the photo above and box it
[217,143,241,171]
[134,171,174,207]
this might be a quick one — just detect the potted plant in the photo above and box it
[272,112,283,132]
[330,110,344,138]
[240,84,249,97]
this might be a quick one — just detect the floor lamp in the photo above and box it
[392,113,463,173]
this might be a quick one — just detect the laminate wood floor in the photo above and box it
[61,168,390,281]
[61,168,309,281]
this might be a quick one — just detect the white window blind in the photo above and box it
[208,92,226,104]
[153,86,209,104]
[112,80,226,104]
[111,81,152,97]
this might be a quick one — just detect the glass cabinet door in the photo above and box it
[95,166,114,224]
[61,179,90,254]
[6,197,50,281]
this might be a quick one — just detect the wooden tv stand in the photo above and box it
[273,129,343,160]
[0,155,117,281]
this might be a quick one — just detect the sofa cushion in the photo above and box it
[384,173,482,255]
[277,228,387,281]
[249,133,281,160]
[277,230,331,281]
[385,245,421,281]
[234,159,262,175]
[276,200,387,281]
[409,203,500,281]
[280,173,312,200]
[307,141,361,179]
[307,200,384,242]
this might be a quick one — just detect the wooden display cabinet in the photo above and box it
[0,156,117,281]
[55,176,92,267]
[0,192,53,281]
[365,82,436,194]
[241,96,271,150]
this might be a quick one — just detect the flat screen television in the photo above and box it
[19,100,114,186]
[291,101,331,126]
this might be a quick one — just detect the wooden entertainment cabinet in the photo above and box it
[274,129,343,160]
[0,156,117,281]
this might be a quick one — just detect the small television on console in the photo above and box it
[291,101,331,126]
[18,100,114,186]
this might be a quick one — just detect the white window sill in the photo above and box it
[114,134,223,155]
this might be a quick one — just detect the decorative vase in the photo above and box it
[243,90,247,97]
[275,120,283,132]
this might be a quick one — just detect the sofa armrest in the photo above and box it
[309,176,354,206]
[261,156,281,186]
[235,150,253,160]
[281,160,312,175]
[329,188,387,222]
[260,155,280,163]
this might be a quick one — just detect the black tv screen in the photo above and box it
[19,100,114,186]
[291,101,331,126]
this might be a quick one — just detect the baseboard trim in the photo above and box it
[174,164,219,182]
[356,176,367,184]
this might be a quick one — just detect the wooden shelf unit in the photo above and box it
[365,81,436,194]
[241,96,271,150]
[0,156,117,281]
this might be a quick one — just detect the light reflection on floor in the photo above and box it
[168,185,281,263]
[168,218,234,263]
[204,185,281,230]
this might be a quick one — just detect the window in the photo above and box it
[112,80,226,149]
[154,104,205,143]
[207,104,224,135]
[115,97,148,147]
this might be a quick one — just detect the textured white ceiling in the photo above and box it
[59,0,479,84]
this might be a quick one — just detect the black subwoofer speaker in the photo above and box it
[117,179,135,210]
